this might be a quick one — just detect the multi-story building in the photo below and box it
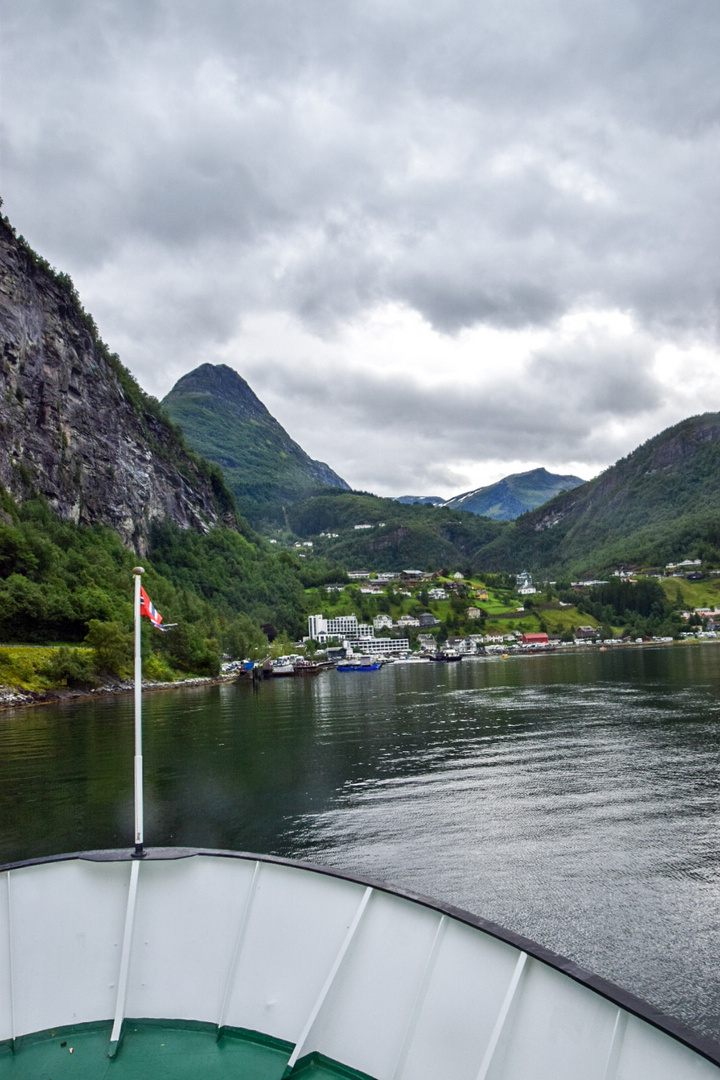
[308,614,369,641]
[308,613,408,655]
[352,636,409,656]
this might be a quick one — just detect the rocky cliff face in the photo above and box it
[0,218,237,553]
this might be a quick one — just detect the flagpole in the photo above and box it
[133,566,145,857]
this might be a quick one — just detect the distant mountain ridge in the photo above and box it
[395,495,444,506]
[442,467,585,519]
[473,412,720,573]
[162,364,349,526]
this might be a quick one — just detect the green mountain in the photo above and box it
[473,412,720,574]
[287,491,504,571]
[442,467,585,520]
[162,364,349,526]
[0,214,309,672]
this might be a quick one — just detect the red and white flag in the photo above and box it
[139,586,163,629]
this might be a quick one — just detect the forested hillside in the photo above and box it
[287,491,505,571]
[162,364,349,527]
[0,487,306,683]
[472,413,720,573]
[0,214,312,685]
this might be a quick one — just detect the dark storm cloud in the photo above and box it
[2,0,720,490]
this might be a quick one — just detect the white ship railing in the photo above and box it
[1,848,719,1080]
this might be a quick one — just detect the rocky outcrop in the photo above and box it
[0,219,237,552]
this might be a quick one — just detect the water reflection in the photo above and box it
[1,646,720,1038]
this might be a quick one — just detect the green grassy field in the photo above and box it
[660,576,720,610]
[0,645,87,691]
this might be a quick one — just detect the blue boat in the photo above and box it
[336,658,382,671]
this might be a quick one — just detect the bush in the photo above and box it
[40,647,98,688]
[142,652,176,682]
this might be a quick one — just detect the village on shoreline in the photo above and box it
[3,559,720,709]
[294,562,720,659]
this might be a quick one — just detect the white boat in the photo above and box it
[272,656,296,676]
[1,847,719,1079]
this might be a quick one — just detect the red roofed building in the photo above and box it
[521,632,549,645]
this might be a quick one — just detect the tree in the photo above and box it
[84,620,132,677]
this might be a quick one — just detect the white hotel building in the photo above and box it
[307,614,409,657]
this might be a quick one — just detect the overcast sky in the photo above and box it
[3,1,720,497]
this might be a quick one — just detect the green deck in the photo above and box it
[0,1022,374,1080]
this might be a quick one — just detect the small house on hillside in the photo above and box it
[418,612,441,627]
[447,637,476,654]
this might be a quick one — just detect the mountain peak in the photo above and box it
[443,468,585,520]
[169,363,274,422]
[162,364,349,526]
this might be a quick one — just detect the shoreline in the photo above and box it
[2,637,716,714]
[0,673,241,714]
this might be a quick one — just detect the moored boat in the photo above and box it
[429,648,463,662]
[293,660,323,675]
[336,657,382,672]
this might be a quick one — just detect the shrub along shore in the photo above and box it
[0,665,238,712]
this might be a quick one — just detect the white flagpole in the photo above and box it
[133,566,145,857]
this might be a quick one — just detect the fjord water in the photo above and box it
[2,645,720,1041]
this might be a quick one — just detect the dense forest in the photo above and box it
[557,578,682,639]
[0,488,308,685]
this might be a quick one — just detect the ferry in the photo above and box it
[1,848,719,1079]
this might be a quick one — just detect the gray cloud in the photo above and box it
[2,0,720,492]
[241,324,668,493]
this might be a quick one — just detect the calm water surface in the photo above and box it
[2,644,720,1039]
